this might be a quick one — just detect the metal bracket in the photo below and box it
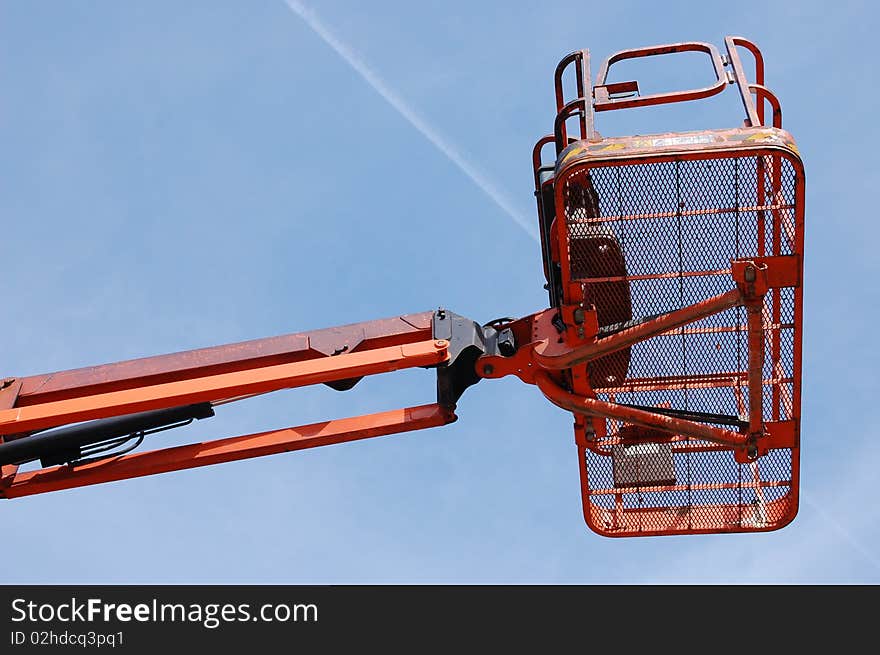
[432,310,497,408]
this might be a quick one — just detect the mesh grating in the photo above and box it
[560,153,801,536]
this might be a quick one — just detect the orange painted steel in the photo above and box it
[2,404,452,499]
[0,312,454,500]
[593,42,728,111]
[0,341,448,437]
[0,380,20,490]
[535,288,744,370]
[14,312,436,407]
[535,372,747,447]
[526,35,804,537]
[725,36,765,127]
[746,301,765,437]
[573,445,797,536]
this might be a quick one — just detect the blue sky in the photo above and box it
[1,0,876,583]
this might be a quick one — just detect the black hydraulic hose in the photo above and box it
[0,403,215,467]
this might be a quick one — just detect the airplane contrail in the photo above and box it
[282,0,540,243]
[801,490,880,574]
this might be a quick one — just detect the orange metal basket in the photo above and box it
[534,37,804,536]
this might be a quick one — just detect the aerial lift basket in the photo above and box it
[531,38,804,536]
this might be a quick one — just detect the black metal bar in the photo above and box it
[0,404,215,467]
[617,403,748,430]
[432,310,491,407]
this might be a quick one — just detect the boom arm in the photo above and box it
[0,310,491,498]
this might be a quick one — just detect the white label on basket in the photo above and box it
[651,135,716,147]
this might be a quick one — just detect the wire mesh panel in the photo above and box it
[559,149,802,536]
